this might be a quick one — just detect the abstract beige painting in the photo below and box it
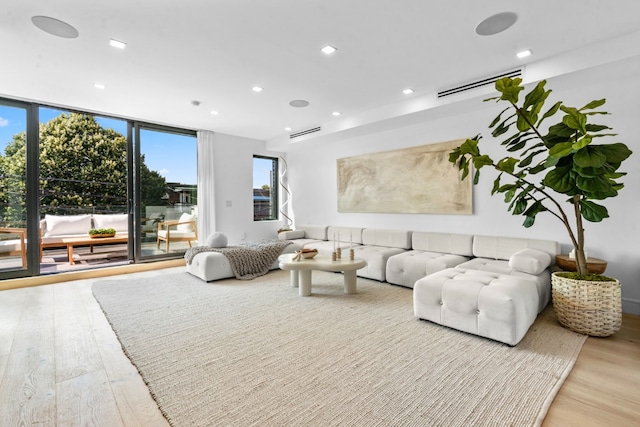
[337,139,472,214]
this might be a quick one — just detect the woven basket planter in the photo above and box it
[551,272,621,337]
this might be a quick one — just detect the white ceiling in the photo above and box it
[2,1,640,142]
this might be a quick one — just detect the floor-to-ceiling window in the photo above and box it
[0,97,197,279]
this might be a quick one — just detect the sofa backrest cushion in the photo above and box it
[297,225,328,241]
[509,248,552,275]
[43,214,92,237]
[412,232,474,256]
[327,226,364,245]
[93,213,128,233]
[278,230,305,240]
[362,228,411,249]
[472,235,560,262]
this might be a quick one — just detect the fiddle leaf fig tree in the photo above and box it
[449,77,632,277]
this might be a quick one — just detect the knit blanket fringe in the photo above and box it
[184,239,293,280]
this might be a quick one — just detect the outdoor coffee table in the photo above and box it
[278,253,367,296]
[40,235,128,265]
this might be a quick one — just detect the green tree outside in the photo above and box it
[0,112,168,224]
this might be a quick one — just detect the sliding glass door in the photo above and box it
[0,101,32,277]
[133,124,197,261]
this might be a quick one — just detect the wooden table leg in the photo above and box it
[299,270,312,297]
[343,270,357,294]
[67,244,74,265]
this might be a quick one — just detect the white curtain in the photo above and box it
[197,130,216,242]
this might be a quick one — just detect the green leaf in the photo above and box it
[549,141,574,158]
[560,106,587,133]
[458,138,480,156]
[507,140,527,152]
[512,198,528,215]
[585,124,611,132]
[495,77,524,103]
[518,149,546,167]
[544,166,575,193]
[504,187,516,202]
[599,143,633,164]
[574,146,606,168]
[580,200,609,222]
[489,107,510,128]
[538,101,562,126]
[473,155,494,169]
[496,157,519,174]
[580,99,606,111]
[576,175,614,194]
[491,175,502,195]
[572,135,592,150]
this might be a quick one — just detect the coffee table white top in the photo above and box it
[278,253,366,271]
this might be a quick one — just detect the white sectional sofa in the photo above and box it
[186,225,559,345]
[275,225,559,346]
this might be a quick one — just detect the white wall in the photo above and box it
[206,132,286,245]
[279,56,640,314]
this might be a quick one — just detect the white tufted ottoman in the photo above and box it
[413,268,540,346]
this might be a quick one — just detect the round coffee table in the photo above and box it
[278,253,367,296]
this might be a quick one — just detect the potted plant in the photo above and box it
[448,77,632,336]
[88,228,117,238]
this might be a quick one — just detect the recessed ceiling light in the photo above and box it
[403,88,415,95]
[109,39,127,49]
[332,111,341,117]
[252,86,263,92]
[31,15,79,38]
[517,49,532,59]
[191,100,201,107]
[285,127,292,131]
[94,83,105,89]
[321,45,337,55]
[475,12,518,36]
[210,110,219,115]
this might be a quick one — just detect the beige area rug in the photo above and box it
[92,270,587,427]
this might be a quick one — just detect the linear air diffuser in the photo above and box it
[437,68,522,98]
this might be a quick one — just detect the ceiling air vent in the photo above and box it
[437,68,522,98]
[289,126,321,139]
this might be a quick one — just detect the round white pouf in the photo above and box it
[206,232,228,248]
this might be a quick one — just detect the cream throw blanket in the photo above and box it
[184,239,292,280]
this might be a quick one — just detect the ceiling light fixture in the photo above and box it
[109,39,127,49]
[517,49,532,59]
[252,86,263,92]
[210,110,219,115]
[94,83,105,89]
[332,111,341,117]
[31,15,79,38]
[191,100,201,107]
[403,88,415,95]
[475,12,518,36]
[285,127,292,131]
[321,45,337,55]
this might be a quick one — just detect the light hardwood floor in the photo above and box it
[0,267,638,426]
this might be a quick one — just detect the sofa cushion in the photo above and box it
[362,228,411,250]
[278,229,305,240]
[327,226,363,245]
[412,232,474,256]
[297,225,328,241]
[509,248,551,275]
[472,235,560,261]
[386,250,471,288]
[93,213,128,232]
[44,214,92,237]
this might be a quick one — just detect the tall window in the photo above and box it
[253,155,278,221]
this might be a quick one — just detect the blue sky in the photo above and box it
[0,105,198,185]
